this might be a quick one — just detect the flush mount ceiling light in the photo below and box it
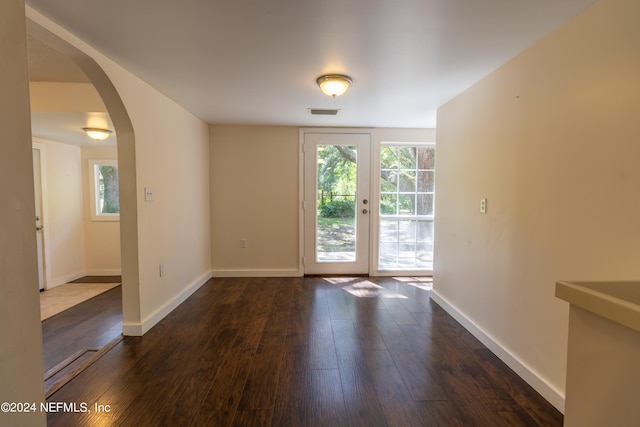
[82,127,112,141]
[316,74,352,98]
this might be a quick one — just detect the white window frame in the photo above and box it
[373,141,435,275]
[89,159,120,221]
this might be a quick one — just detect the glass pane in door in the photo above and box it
[315,144,357,262]
[378,144,435,270]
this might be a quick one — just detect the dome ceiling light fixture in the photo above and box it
[316,74,352,98]
[82,127,112,141]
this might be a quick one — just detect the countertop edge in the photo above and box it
[555,281,640,333]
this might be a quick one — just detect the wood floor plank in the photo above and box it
[195,354,254,426]
[68,275,121,283]
[380,296,419,325]
[42,286,122,373]
[473,348,564,426]
[416,399,483,427]
[307,322,339,370]
[365,350,426,426]
[307,368,348,426]
[334,346,388,427]
[325,278,357,321]
[271,345,310,426]
[238,309,289,410]
[232,408,273,427]
[156,315,240,425]
[47,277,563,427]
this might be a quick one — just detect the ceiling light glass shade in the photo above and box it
[317,74,352,98]
[82,127,112,141]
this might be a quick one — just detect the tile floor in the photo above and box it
[39,283,120,320]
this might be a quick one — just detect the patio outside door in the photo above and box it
[303,131,371,274]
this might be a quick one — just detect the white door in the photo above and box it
[303,131,371,274]
[32,148,45,290]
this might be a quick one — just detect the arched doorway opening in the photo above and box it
[26,18,140,394]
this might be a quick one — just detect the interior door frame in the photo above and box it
[299,128,376,275]
[32,140,52,290]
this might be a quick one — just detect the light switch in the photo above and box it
[144,187,154,202]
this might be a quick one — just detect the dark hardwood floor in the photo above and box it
[42,285,122,397]
[47,277,563,426]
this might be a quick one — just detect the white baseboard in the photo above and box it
[47,270,122,289]
[122,271,213,337]
[48,271,86,289]
[211,268,303,278]
[430,290,565,413]
[85,269,122,276]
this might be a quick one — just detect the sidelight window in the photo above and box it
[379,144,435,270]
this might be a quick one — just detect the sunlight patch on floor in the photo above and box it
[324,277,408,299]
[393,276,433,291]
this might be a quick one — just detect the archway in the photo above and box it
[25,19,141,335]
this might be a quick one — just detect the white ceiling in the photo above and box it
[26,0,597,129]
[27,35,117,146]
[31,112,115,147]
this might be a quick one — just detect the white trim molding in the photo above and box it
[211,268,303,278]
[86,269,122,276]
[49,271,86,289]
[430,289,566,413]
[122,271,212,336]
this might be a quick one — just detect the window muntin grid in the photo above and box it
[379,144,435,270]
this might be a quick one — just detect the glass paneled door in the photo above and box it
[303,132,371,274]
[378,144,435,272]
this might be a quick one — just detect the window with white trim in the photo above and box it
[379,144,435,270]
[89,159,120,221]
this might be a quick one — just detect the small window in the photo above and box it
[89,159,119,221]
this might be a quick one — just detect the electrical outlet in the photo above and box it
[240,238,247,248]
[480,198,487,214]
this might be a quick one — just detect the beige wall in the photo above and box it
[31,79,121,283]
[28,7,212,335]
[374,128,436,145]
[81,145,121,275]
[433,0,640,411]
[564,305,640,426]
[210,125,300,276]
[210,126,436,276]
[0,0,46,425]
[133,97,211,327]
[31,140,120,286]
[30,82,106,112]
[38,139,86,285]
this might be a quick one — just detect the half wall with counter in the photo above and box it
[556,281,640,427]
